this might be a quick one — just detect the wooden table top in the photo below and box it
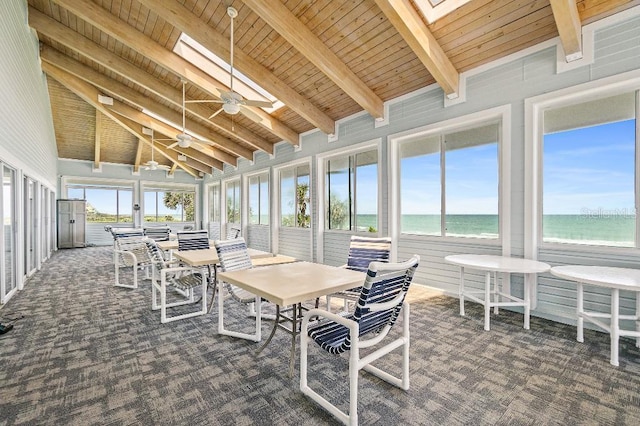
[217,261,366,306]
[173,248,272,267]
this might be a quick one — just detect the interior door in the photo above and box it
[1,165,17,303]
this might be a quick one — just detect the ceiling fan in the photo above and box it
[142,128,171,171]
[157,80,215,150]
[186,6,273,123]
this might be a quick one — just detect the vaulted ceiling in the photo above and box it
[27,0,638,177]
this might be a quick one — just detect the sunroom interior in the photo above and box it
[2,0,640,423]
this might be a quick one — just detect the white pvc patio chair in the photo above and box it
[146,239,208,324]
[214,237,263,342]
[113,234,152,289]
[326,236,392,312]
[300,255,420,426]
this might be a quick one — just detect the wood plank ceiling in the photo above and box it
[26,0,639,176]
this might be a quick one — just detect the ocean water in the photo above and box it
[356,214,635,246]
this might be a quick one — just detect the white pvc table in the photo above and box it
[550,265,640,366]
[445,254,550,331]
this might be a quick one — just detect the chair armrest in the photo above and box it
[161,266,198,278]
[302,308,356,329]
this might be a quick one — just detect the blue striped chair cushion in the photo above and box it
[214,237,256,303]
[144,226,171,241]
[308,258,418,355]
[346,236,391,273]
[177,230,210,251]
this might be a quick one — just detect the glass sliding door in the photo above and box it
[24,177,37,278]
[1,165,17,303]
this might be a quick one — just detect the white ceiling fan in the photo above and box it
[156,80,215,150]
[142,128,171,171]
[186,6,273,123]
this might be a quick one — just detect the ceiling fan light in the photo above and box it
[176,133,192,148]
[223,102,241,115]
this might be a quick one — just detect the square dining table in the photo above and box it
[173,248,273,312]
[217,261,366,376]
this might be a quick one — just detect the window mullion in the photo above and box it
[636,89,640,248]
[440,136,446,236]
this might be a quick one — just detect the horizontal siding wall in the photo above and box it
[278,228,312,261]
[246,225,270,252]
[0,1,57,188]
[201,9,640,329]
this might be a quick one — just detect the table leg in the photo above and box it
[577,283,584,343]
[256,304,281,356]
[459,267,465,317]
[207,264,217,313]
[289,303,300,377]
[484,271,491,331]
[611,288,620,367]
[523,275,530,330]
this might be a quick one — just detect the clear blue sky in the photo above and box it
[544,119,635,215]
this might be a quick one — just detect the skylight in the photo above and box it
[414,0,473,23]
[173,33,284,114]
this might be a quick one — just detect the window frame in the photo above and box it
[526,71,640,256]
[317,139,382,236]
[222,176,242,226]
[277,162,312,229]
[244,168,270,226]
[140,181,198,225]
[62,177,136,224]
[388,105,511,249]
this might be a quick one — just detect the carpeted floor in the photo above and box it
[1,246,640,425]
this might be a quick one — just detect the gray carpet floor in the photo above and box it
[1,246,640,425]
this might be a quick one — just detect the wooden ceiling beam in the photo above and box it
[41,62,202,177]
[28,6,274,155]
[134,138,144,174]
[40,45,242,166]
[48,0,299,145]
[136,0,335,135]
[103,101,222,172]
[549,0,583,61]
[374,0,460,99]
[241,0,385,120]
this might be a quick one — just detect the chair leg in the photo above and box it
[218,286,261,342]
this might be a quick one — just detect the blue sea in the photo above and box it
[357,214,635,246]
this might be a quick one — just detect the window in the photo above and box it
[249,173,269,225]
[542,92,637,247]
[281,164,310,228]
[325,149,378,232]
[67,184,133,223]
[399,122,499,238]
[144,188,194,222]
[226,179,241,224]
[208,183,220,223]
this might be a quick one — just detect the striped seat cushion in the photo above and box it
[177,230,210,251]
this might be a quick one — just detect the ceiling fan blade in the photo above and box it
[209,107,224,119]
[166,142,178,149]
[239,106,263,123]
[242,99,273,108]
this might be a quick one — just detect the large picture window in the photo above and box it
[399,122,499,238]
[248,173,269,225]
[144,188,194,222]
[542,92,637,247]
[325,149,378,232]
[226,179,241,224]
[281,164,310,228]
[67,184,133,223]
[208,183,220,223]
